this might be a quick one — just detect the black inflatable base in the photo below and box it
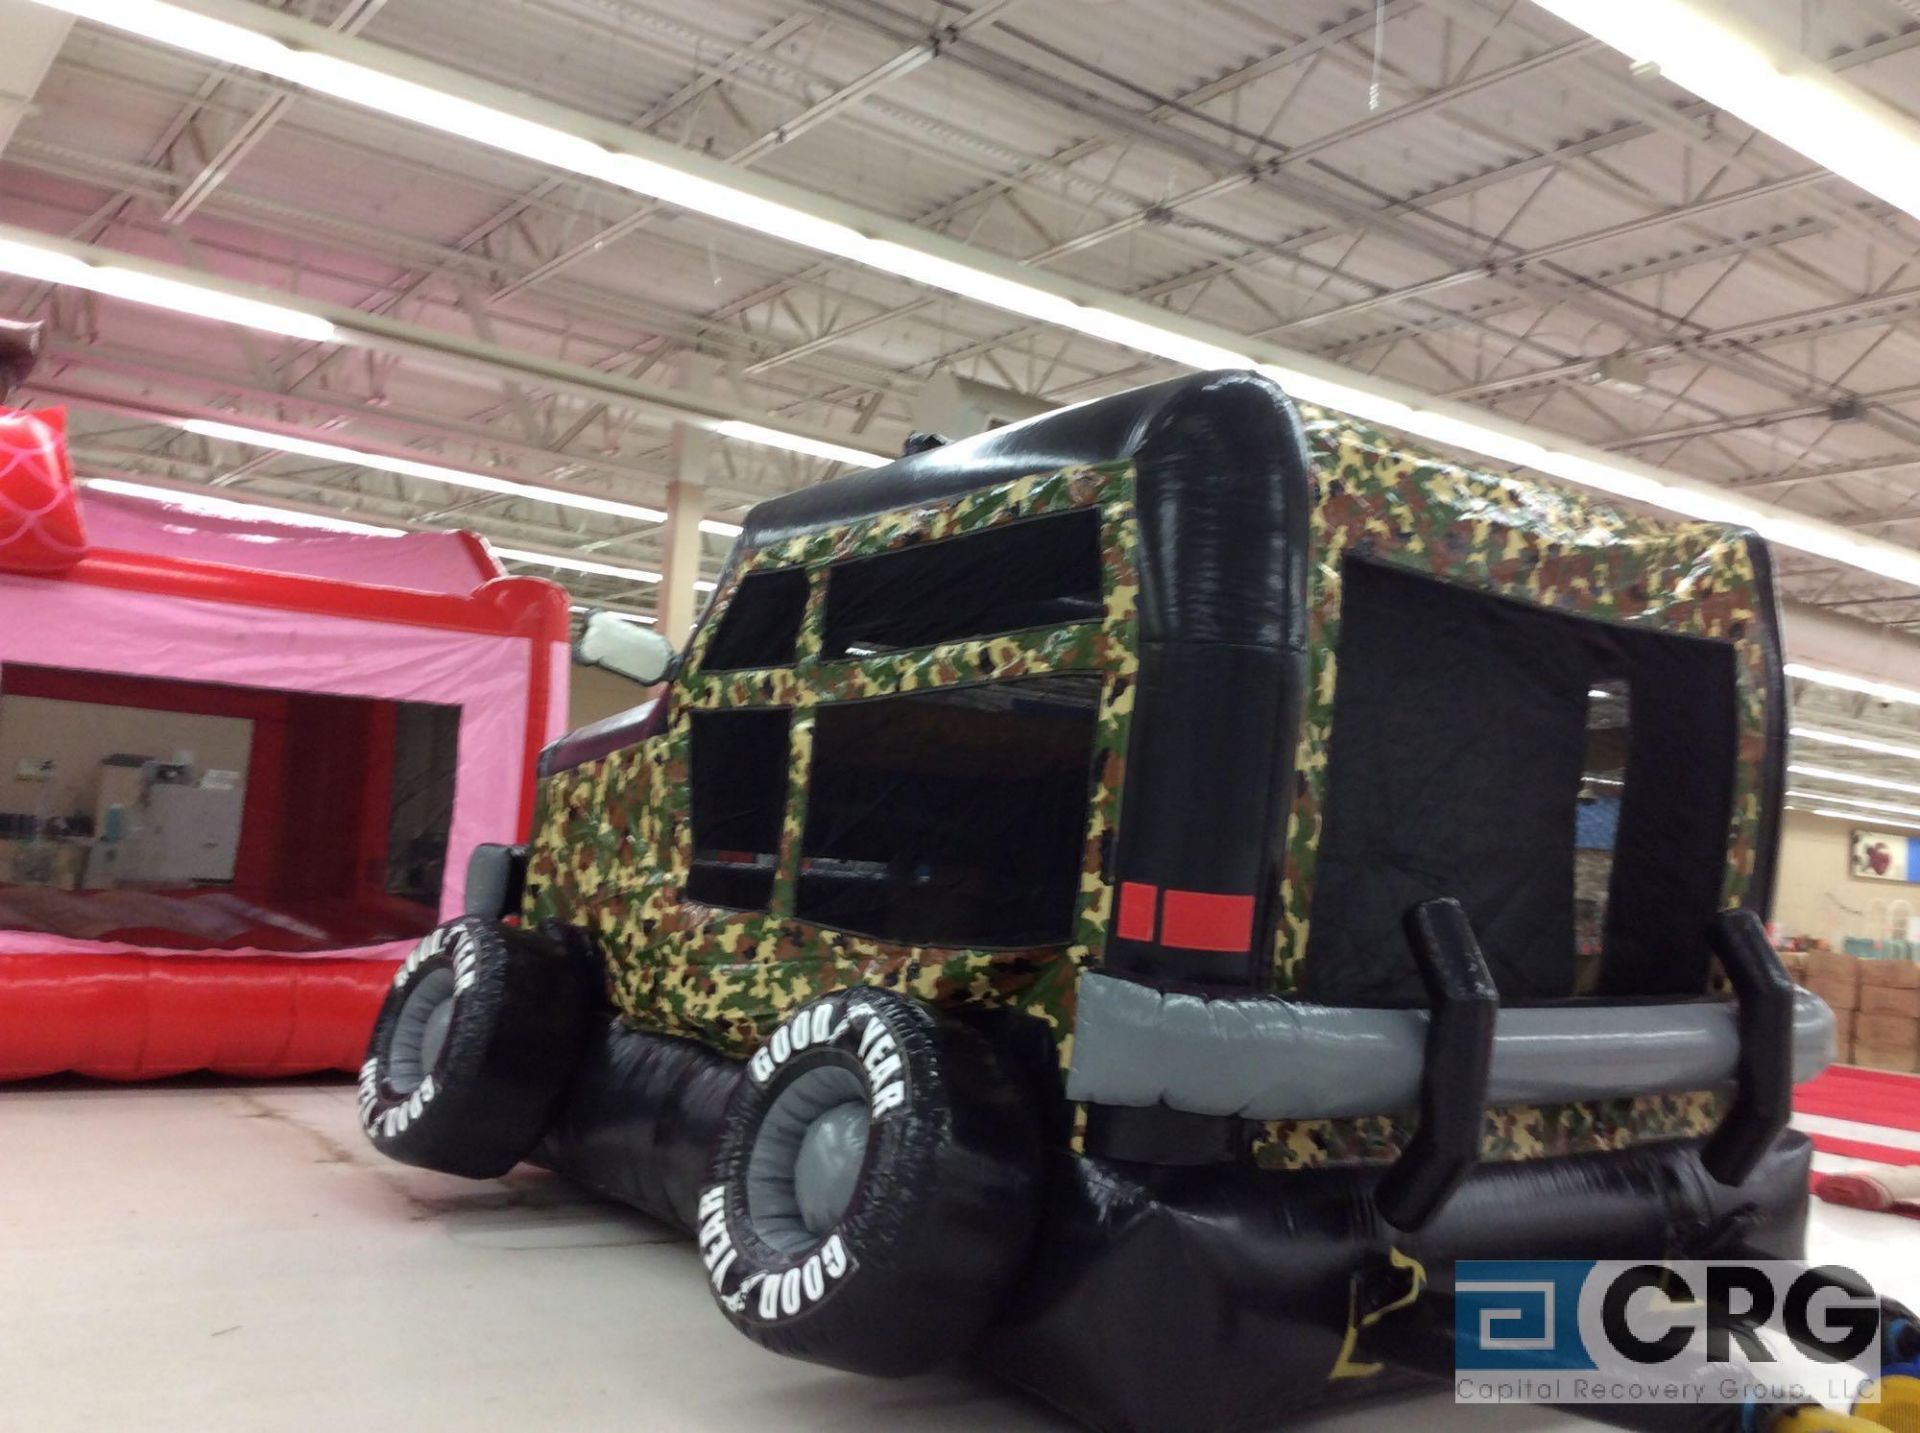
[988,1135,1811,1433]
[532,1017,1814,1433]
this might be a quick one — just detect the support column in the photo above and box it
[658,356,716,646]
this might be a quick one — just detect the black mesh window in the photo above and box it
[687,709,792,911]
[821,510,1102,659]
[1305,559,1735,1006]
[795,677,1098,946]
[702,568,808,672]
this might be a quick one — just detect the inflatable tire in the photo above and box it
[700,989,1044,1377]
[359,917,591,1179]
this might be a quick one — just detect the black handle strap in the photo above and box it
[1376,898,1499,1232]
[1702,908,1796,1187]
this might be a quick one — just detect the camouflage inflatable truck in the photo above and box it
[360,371,1916,1432]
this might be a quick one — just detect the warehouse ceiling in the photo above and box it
[5,0,1920,638]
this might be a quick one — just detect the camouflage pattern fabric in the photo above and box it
[1273,406,1771,994]
[526,413,1773,1171]
[524,461,1140,1057]
[1251,1090,1725,1171]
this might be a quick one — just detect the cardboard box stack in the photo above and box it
[1855,958,1920,1073]
[1803,949,1860,1065]
[1772,943,1920,1071]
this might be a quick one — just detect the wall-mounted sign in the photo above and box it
[1851,829,1920,883]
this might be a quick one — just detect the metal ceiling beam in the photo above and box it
[384,0,1033,485]
[160,0,387,223]
[35,0,1818,460]
[488,0,1029,307]
[1286,170,1838,339]
[22,0,1920,590]
[1730,454,1920,495]
[29,378,681,514]
[1605,378,1920,450]
[73,452,418,526]
[721,22,1639,386]
[734,37,1609,379]
[0,221,889,460]
[1046,0,1920,439]
[524,0,1149,210]
[5,136,916,403]
[551,1,1532,397]
[68,445,689,582]
[1408,0,1920,405]
[770,0,1917,458]
[811,0,1703,322]
[1450,281,1920,403]
[1246,2,1920,450]
[28,343,700,495]
[1428,0,1920,260]
[911,203,1833,409]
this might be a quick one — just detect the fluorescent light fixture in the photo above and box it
[1786,787,1920,821]
[699,519,745,538]
[1259,365,1415,431]
[710,421,888,469]
[0,224,886,478]
[25,0,1920,596]
[492,547,662,583]
[1786,662,1920,708]
[87,472,688,599]
[83,475,403,533]
[1802,806,1920,836]
[1528,0,1920,225]
[0,234,334,342]
[859,241,1256,372]
[181,418,667,524]
[1403,414,1548,470]
[1789,762,1920,798]
[1791,726,1920,763]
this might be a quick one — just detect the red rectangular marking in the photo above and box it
[1116,882,1158,943]
[1160,890,1254,953]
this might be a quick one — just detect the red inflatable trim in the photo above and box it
[1159,890,1256,953]
[1115,882,1157,942]
[0,406,87,574]
[0,953,395,1081]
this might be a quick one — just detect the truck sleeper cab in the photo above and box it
[359,370,1912,1433]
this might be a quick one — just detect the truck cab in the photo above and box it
[362,370,1908,1433]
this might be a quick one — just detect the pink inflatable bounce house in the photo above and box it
[0,318,570,1080]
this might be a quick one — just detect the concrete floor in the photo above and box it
[0,1081,1910,1433]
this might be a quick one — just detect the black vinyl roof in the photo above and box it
[739,369,1289,551]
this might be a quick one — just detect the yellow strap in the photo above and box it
[1329,1249,1428,1381]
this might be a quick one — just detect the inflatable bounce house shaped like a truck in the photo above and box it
[0,318,570,1081]
[359,369,1920,1433]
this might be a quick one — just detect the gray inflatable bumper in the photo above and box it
[1063,974,1835,1120]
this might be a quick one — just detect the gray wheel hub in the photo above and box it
[744,1064,872,1255]
[387,965,456,1094]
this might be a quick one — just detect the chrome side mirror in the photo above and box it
[579,610,677,685]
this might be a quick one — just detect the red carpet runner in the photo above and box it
[1794,1066,1920,1216]
[1796,1065,1920,1139]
